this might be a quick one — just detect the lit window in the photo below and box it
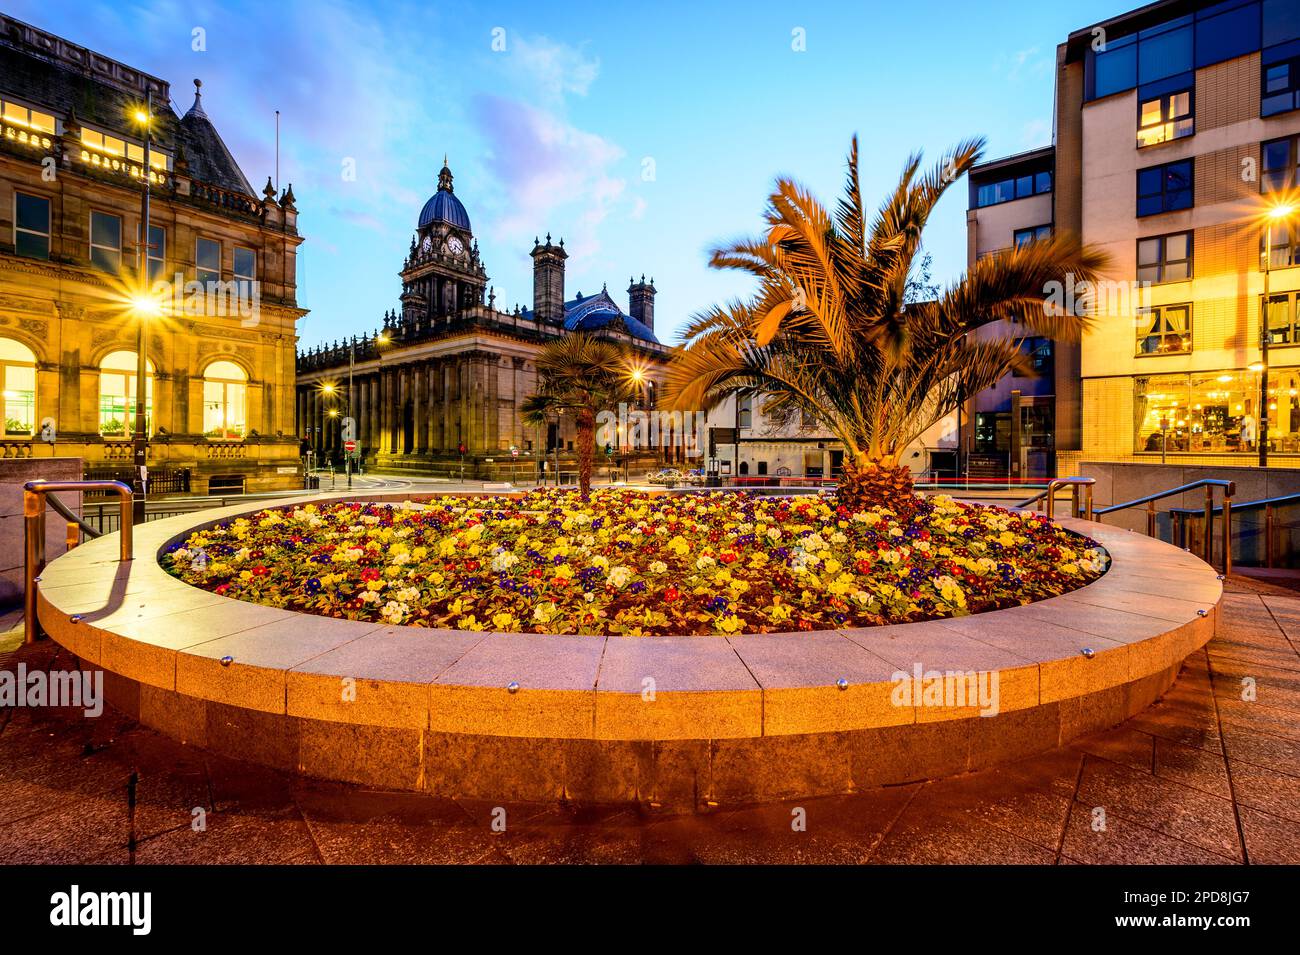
[737,395,752,429]
[14,192,50,260]
[1,99,55,133]
[1262,218,1300,269]
[89,211,122,273]
[202,360,247,440]
[1137,160,1193,216]
[1138,89,1193,147]
[98,350,153,437]
[1265,292,1300,345]
[1137,303,1192,355]
[0,338,37,437]
[196,237,221,283]
[1137,231,1193,284]
[80,127,167,171]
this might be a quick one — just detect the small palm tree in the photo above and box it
[522,333,640,496]
[665,135,1109,514]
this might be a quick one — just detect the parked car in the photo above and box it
[647,468,684,486]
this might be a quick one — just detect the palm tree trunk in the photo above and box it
[837,453,917,516]
[576,408,595,497]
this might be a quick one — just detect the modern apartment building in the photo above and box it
[971,0,1300,476]
[964,146,1066,480]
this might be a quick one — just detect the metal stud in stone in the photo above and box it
[33,576,40,583]
[1217,575,1225,581]
[836,678,849,690]
[1081,647,1095,659]
[507,681,520,693]
[220,655,234,667]
[1197,609,1208,617]
[69,614,82,624]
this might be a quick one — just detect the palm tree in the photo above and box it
[522,333,641,496]
[665,135,1109,514]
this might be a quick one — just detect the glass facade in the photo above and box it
[1135,367,1300,454]
[1087,0,1300,102]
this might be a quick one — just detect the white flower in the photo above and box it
[491,550,519,572]
[607,565,632,588]
[649,560,668,575]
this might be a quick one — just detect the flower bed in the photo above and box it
[161,489,1108,636]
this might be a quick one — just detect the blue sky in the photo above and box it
[13,0,1127,347]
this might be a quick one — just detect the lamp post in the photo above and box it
[1261,202,1298,468]
[131,92,153,525]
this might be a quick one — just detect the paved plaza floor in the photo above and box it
[1,574,1297,865]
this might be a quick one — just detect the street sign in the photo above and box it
[511,446,519,457]
[341,417,356,442]
[344,440,356,453]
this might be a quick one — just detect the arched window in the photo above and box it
[99,351,153,437]
[0,338,37,436]
[203,360,247,440]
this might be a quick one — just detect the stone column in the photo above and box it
[413,361,427,454]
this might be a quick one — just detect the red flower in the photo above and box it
[664,586,681,603]
[360,567,381,582]
[251,565,268,576]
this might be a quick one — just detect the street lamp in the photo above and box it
[130,94,153,525]
[1260,201,1297,467]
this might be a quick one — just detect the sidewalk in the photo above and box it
[1,575,1297,864]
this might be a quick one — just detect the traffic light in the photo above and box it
[605,443,613,457]
[458,442,467,456]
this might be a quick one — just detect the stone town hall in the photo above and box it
[295,160,671,478]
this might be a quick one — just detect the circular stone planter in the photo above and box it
[36,491,1221,812]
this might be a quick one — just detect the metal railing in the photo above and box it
[1093,479,1236,575]
[1016,476,1096,519]
[24,480,133,645]
[1170,489,1300,570]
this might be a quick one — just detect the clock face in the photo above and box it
[446,236,465,256]
[419,235,433,253]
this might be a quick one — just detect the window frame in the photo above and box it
[232,246,257,283]
[1262,134,1300,193]
[1137,87,1195,147]
[0,339,37,437]
[1263,53,1300,117]
[974,169,1053,209]
[1265,291,1300,346]
[97,352,154,439]
[201,360,248,441]
[88,210,123,274]
[195,236,221,284]
[13,191,51,260]
[1137,159,1194,217]
[1136,302,1193,356]
[1137,230,1194,285]
[1014,224,1053,248]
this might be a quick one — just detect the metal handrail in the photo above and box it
[1016,476,1096,519]
[1093,478,1235,575]
[1092,479,1236,515]
[24,480,133,646]
[45,490,104,539]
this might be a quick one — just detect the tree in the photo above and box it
[664,134,1108,514]
[522,333,641,496]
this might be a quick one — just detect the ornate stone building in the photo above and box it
[296,160,671,479]
[0,15,307,494]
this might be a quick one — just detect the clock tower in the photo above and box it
[400,158,488,333]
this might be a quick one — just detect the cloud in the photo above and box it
[502,33,600,103]
[472,94,627,262]
[995,46,1051,83]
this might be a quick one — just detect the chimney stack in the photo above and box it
[531,234,567,324]
[628,274,656,333]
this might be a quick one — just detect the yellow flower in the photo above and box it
[491,611,520,631]
[715,614,744,634]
